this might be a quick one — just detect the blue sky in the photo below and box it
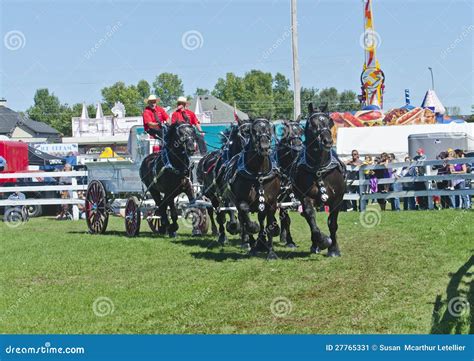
[0,0,472,114]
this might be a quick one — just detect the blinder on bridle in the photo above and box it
[175,123,197,152]
[307,113,333,150]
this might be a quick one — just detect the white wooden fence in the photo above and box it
[0,171,87,220]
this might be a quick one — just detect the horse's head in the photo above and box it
[305,103,334,151]
[250,118,273,156]
[169,123,197,155]
[280,120,304,151]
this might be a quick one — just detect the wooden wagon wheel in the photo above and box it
[125,196,141,237]
[147,209,161,234]
[85,180,109,234]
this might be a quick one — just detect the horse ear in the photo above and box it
[295,114,302,123]
[308,103,314,115]
[320,102,329,114]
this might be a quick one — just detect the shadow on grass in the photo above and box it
[430,255,473,334]
[67,230,171,239]
[190,248,313,262]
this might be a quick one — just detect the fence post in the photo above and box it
[359,166,366,212]
[71,177,79,221]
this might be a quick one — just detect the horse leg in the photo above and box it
[279,208,296,248]
[237,201,257,252]
[301,197,331,253]
[255,211,268,253]
[167,199,179,237]
[237,210,251,252]
[207,206,218,236]
[152,190,168,235]
[266,208,278,260]
[226,205,240,235]
[213,197,227,246]
[327,206,341,257]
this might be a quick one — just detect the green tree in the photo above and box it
[101,82,142,116]
[338,90,360,112]
[212,72,245,105]
[195,88,210,96]
[152,73,184,108]
[137,79,151,100]
[27,88,72,136]
[300,87,319,119]
[468,105,474,123]
[272,72,293,120]
[318,87,339,112]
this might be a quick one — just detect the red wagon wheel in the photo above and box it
[125,196,141,237]
[85,180,109,234]
[147,209,161,234]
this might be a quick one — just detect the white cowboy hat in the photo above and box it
[145,94,158,103]
[177,96,188,103]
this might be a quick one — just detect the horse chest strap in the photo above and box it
[258,185,265,212]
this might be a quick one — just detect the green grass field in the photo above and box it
[0,208,472,334]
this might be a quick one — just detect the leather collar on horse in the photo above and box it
[295,146,345,179]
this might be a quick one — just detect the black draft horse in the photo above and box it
[223,119,281,259]
[275,120,304,248]
[291,104,346,257]
[196,120,251,243]
[140,123,197,237]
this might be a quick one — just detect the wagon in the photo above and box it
[84,125,208,237]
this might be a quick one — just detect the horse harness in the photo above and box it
[225,151,280,212]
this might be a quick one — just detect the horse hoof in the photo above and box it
[286,242,297,249]
[319,236,332,250]
[327,249,341,257]
[267,251,278,260]
[218,234,227,245]
[248,248,258,257]
[267,224,280,237]
[310,246,321,254]
[241,242,251,251]
[226,222,239,235]
[192,230,202,237]
[168,231,177,238]
[168,223,179,233]
[248,222,260,234]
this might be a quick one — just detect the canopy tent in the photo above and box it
[421,89,446,115]
[28,145,65,166]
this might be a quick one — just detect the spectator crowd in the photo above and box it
[345,148,472,212]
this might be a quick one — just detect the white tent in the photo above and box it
[421,89,446,115]
[336,123,474,156]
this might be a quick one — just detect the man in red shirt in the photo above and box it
[142,95,169,139]
[171,96,207,154]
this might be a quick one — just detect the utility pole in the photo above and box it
[291,0,301,120]
[428,67,435,90]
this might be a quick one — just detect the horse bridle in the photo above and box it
[174,123,197,153]
[307,114,332,150]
